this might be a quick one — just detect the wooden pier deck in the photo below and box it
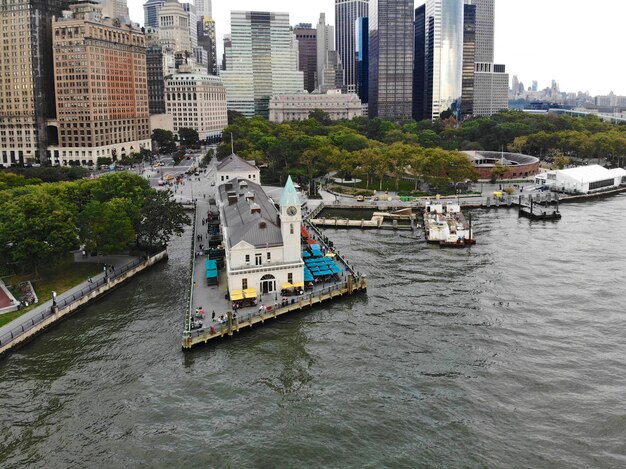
[182,277,367,349]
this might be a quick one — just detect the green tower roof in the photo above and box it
[280,176,300,207]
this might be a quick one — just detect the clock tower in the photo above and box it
[280,176,302,263]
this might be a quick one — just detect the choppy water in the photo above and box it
[1,196,625,468]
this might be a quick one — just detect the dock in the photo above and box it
[182,200,367,350]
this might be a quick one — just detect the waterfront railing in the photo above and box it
[0,256,145,349]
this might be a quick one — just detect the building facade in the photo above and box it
[424,0,464,120]
[335,0,369,93]
[50,3,151,166]
[147,45,166,114]
[269,91,363,123]
[96,0,129,23]
[294,24,317,93]
[355,17,369,104]
[194,0,212,18]
[368,0,415,120]
[143,0,166,28]
[221,11,303,118]
[460,3,476,119]
[164,67,228,140]
[218,177,304,296]
[0,0,70,167]
[158,0,192,54]
[412,5,426,120]
[197,15,217,75]
[316,13,335,91]
[216,153,261,185]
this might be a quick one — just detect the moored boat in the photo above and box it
[423,201,476,247]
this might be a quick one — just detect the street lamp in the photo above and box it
[52,291,57,307]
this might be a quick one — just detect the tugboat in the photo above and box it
[518,196,561,221]
[423,201,476,248]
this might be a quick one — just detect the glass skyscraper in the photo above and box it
[460,3,476,119]
[335,0,369,93]
[368,0,415,120]
[143,0,165,29]
[413,5,426,121]
[424,0,464,120]
[355,17,369,104]
[221,11,303,118]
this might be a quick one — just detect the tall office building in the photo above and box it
[221,11,304,117]
[294,24,317,93]
[50,3,151,166]
[355,17,369,104]
[316,13,335,91]
[97,0,130,23]
[144,0,166,28]
[147,45,167,114]
[159,0,193,53]
[194,0,212,18]
[423,0,464,120]
[221,34,231,71]
[198,16,217,75]
[0,0,70,167]
[465,0,508,116]
[368,0,415,120]
[460,3,476,119]
[335,0,369,93]
[181,2,198,50]
[412,5,426,120]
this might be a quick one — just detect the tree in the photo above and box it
[79,198,137,255]
[553,154,571,169]
[308,109,332,126]
[0,189,79,274]
[136,190,191,252]
[152,129,177,154]
[491,161,507,183]
[178,127,200,147]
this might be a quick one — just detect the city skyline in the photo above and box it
[127,0,626,96]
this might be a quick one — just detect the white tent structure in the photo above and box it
[535,165,626,194]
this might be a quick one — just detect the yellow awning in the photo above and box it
[231,289,243,297]
[231,293,244,301]
[281,282,293,289]
[293,281,305,288]
[243,288,257,298]
[325,253,336,257]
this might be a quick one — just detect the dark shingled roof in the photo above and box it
[217,153,259,173]
[218,178,283,249]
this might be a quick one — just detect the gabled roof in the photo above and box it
[217,153,259,173]
[218,178,283,249]
[279,175,301,207]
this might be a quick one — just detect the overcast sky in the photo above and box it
[128,0,626,96]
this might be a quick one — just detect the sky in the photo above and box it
[127,0,626,96]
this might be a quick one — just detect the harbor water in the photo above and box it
[1,196,625,468]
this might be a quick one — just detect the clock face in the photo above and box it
[286,206,298,216]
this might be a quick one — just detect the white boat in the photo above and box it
[423,201,475,247]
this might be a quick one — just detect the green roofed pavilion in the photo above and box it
[279,175,300,207]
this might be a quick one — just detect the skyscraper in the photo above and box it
[97,0,130,23]
[424,0,464,120]
[294,24,318,93]
[144,0,166,28]
[335,0,369,93]
[50,2,151,166]
[413,5,426,120]
[221,11,304,117]
[194,0,212,18]
[460,3,476,119]
[316,13,335,91]
[0,0,70,166]
[197,16,218,75]
[158,0,193,54]
[369,0,415,120]
[355,17,369,104]
[465,0,508,117]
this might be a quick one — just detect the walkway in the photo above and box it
[0,254,137,347]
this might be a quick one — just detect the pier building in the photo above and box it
[216,153,261,185]
[535,165,626,195]
[219,176,304,296]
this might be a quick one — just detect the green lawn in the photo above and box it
[334,176,420,194]
[0,258,103,328]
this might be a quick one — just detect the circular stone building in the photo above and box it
[464,151,541,180]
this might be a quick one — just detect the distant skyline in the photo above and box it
[127,0,626,96]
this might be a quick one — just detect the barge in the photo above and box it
[423,201,476,247]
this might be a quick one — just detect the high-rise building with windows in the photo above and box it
[50,2,151,166]
[221,11,303,118]
[335,0,369,93]
[465,0,508,116]
[97,0,130,23]
[293,24,317,93]
[194,0,212,18]
[460,3,476,119]
[197,16,217,75]
[158,0,193,54]
[316,13,336,91]
[147,45,166,114]
[355,16,369,104]
[144,0,166,28]
[0,0,70,167]
[368,0,415,120]
[423,0,464,120]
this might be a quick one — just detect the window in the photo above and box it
[288,273,293,283]
[267,252,271,261]
[255,253,262,266]
[245,254,250,263]
[290,224,294,235]
[242,278,248,289]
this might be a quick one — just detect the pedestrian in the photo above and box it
[82,249,87,258]
[87,276,92,284]
[259,304,264,313]
[212,310,215,320]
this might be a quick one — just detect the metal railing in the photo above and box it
[0,256,145,349]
